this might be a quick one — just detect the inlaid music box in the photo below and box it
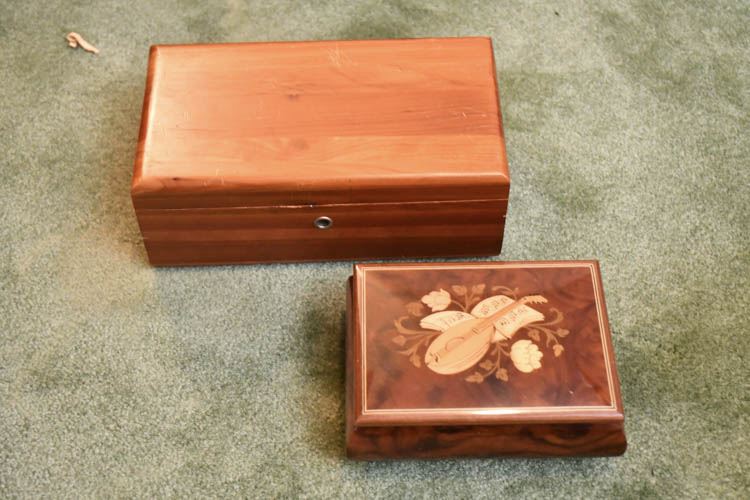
[346,261,626,459]
[131,37,509,265]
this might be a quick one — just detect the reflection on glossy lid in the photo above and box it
[353,261,624,427]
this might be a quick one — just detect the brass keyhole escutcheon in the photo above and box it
[314,216,333,229]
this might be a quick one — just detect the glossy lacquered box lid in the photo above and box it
[132,37,509,210]
[350,261,624,427]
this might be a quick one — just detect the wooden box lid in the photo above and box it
[132,37,509,209]
[348,261,625,433]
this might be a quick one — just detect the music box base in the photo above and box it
[345,261,627,459]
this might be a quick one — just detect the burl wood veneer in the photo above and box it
[131,37,509,265]
[346,261,626,459]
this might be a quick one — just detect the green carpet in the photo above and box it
[1,1,748,497]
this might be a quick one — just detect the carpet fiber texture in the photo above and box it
[1,1,748,498]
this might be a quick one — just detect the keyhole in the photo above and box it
[314,216,333,229]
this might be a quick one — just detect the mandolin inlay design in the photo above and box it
[391,284,570,383]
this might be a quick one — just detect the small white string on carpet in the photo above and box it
[66,32,99,54]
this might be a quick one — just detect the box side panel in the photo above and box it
[131,46,161,199]
[488,38,510,189]
[347,421,626,460]
[134,200,506,266]
[345,276,357,457]
[592,261,626,417]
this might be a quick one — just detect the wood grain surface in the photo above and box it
[131,38,509,265]
[138,200,505,266]
[345,262,627,458]
[345,420,628,459]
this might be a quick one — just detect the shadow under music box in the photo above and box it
[346,261,626,459]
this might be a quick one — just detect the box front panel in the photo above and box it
[346,422,627,459]
[136,200,506,265]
